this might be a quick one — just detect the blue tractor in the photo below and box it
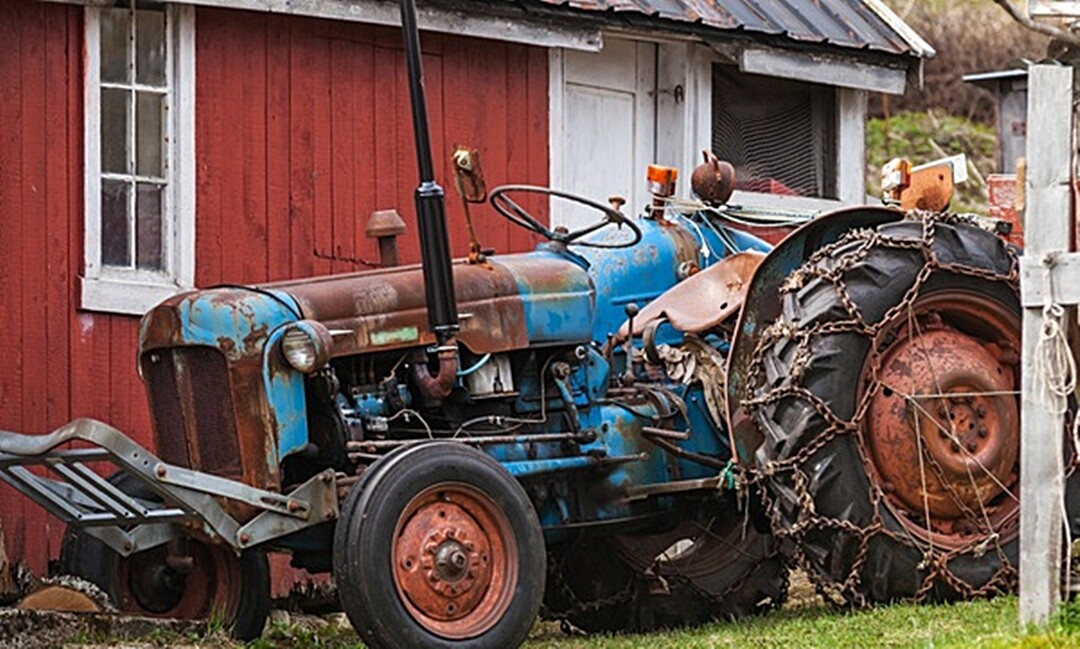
[0,1,1032,645]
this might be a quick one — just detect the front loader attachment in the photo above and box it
[0,419,338,557]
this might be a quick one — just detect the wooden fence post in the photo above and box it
[1019,63,1075,626]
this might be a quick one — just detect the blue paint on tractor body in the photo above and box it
[171,289,310,467]
[502,248,595,345]
[154,208,773,533]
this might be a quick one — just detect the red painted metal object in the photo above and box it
[988,174,1024,249]
[862,289,1020,548]
[392,484,515,638]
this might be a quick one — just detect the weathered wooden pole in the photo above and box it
[1019,63,1074,626]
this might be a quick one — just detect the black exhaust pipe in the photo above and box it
[400,0,458,346]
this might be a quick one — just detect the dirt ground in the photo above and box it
[0,571,826,648]
[0,608,205,648]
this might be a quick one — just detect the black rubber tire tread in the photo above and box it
[750,218,1026,605]
[333,442,546,649]
[59,473,271,641]
[549,500,788,634]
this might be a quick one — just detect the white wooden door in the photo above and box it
[552,39,657,230]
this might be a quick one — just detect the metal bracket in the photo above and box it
[155,463,311,520]
[235,470,338,549]
[0,419,340,555]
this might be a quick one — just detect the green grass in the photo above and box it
[522,597,1080,649]
[63,595,1080,648]
[526,599,1019,649]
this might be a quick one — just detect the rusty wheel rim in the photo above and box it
[392,483,517,640]
[861,288,1021,550]
[115,540,242,620]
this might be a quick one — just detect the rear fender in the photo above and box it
[725,206,904,467]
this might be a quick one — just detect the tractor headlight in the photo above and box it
[280,320,333,373]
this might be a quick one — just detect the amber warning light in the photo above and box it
[647,165,679,198]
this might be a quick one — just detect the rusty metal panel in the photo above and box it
[142,348,242,479]
[617,251,765,340]
[142,350,191,470]
[535,0,916,56]
[270,253,593,355]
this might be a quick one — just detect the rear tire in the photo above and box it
[333,442,545,648]
[59,474,270,640]
[749,217,1026,605]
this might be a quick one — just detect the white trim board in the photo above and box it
[44,0,603,52]
[740,48,907,95]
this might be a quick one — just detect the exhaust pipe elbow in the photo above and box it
[411,346,458,400]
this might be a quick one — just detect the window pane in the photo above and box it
[100,7,131,84]
[101,88,130,174]
[136,183,164,270]
[136,92,164,177]
[102,180,131,267]
[135,8,166,87]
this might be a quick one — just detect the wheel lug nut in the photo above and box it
[951,441,961,453]
[977,426,988,438]
[966,441,977,452]
[976,405,987,418]
[938,429,948,440]
[938,406,949,418]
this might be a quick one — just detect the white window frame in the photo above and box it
[83,4,196,316]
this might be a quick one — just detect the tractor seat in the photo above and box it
[617,251,765,341]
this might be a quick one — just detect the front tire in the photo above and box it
[59,474,270,640]
[749,216,1026,605]
[333,442,545,649]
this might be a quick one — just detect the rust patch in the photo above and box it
[392,484,517,640]
[617,251,764,340]
[862,289,1020,549]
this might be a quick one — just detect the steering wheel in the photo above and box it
[489,185,642,249]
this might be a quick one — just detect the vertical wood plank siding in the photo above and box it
[0,0,549,588]
[196,9,549,285]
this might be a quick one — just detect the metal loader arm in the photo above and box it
[0,418,337,557]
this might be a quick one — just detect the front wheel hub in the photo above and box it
[393,485,514,638]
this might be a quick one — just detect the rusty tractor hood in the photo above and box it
[141,249,596,358]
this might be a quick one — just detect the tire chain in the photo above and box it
[743,212,1051,606]
[541,467,788,629]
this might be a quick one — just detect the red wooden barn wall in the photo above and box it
[0,0,549,590]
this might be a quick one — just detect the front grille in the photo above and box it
[141,347,242,477]
[142,349,191,468]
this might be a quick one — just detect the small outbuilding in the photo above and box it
[0,0,930,588]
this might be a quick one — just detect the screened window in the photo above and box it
[84,2,194,315]
[711,64,837,199]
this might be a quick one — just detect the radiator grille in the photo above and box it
[141,347,241,477]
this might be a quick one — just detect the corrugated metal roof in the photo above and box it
[531,0,931,58]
